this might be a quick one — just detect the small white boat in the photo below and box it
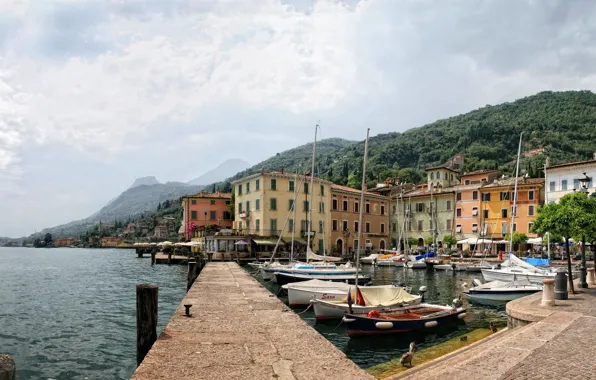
[360,254,381,265]
[260,261,340,282]
[283,279,353,307]
[311,286,422,320]
[405,260,427,269]
[481,254,559,284]
[434,264,452,271]
[463,279,542,302]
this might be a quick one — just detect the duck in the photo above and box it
[490,322,497,333]
[400,342,416,367]
[460,336,468,342]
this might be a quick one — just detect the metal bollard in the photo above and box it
[554,271,568,300]
[587,268,595,286]
[541,279,555,307]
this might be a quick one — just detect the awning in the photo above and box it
[457,239,469,244]
[253,239,279,246]
[527,237,543,245]
[235,240,249,245]
[291,238,307,245]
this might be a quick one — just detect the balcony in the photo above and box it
[300,230,316,238]
[239,211,250,219]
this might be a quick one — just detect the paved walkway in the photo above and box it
[131,262,373,380]
[391,282,596,380]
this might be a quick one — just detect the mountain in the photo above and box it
[187,158,250,186]
[129,176,160,189]
[210,91,596,191]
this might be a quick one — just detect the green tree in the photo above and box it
[443,234,457,248]
[565,192,596,286]
[406,237,419,248]
[504,232,529,249]
[424,236,434,246]
[157,202,162,211]
[44,233,53,245]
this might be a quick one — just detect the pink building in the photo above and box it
[181,190,233,240]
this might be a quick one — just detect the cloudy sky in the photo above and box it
[1,0,596,237]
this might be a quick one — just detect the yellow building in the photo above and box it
[232,171,332,253]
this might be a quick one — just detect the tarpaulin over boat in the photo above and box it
[502,253,547,273]
[306,247,342,262]
[415,252,435,260]
[358,287,420,307]
[525,258,551,266]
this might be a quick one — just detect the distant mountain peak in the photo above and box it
[129,176,160,189]
[187,158,251,186]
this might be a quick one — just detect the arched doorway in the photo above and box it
[379,240,386,250]
[336,238,344,256]
[418,238,424,246]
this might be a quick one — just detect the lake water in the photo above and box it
[251,264,509,369]
[0,247,187,380]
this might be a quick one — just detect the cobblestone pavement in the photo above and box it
[393,283,596,380]
[131,262,374,380]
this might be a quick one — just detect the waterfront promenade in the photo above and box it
[131,262,373,380]
[392,281,596,380]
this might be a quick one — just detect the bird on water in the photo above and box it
[400,342,416,367]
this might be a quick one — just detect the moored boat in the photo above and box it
[360,253,381,265]
[463,279,542,302]
[275,271,370,286]
[282,279,352,307]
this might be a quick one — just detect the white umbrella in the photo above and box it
[457,239,470,244]
[527,237,543,245]
[234,240,249,245]
[158,241,173,246]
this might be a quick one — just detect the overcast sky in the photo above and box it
[1,0,596,237]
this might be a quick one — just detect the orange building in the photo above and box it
[181,190,233,240]
[454,170,501,242]
[330,184,390,255]
[53,238,76,247]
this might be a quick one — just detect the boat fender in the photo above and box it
[375,321,393,329]
[342,317,356,323]
[457,312,467,319]
[425,321,438,328]
[367,310,381,318]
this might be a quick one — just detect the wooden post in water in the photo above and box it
[0,354,16,380]
[167,252,172,266]
[151,250,156,266]
[136,284,158,367]
[137,248,143,258]
[187,260,197,291]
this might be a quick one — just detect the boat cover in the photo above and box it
[359,287,419,306]
[285,279,352,290]
[525,258,551,266]
[415,252,435,260]
[473,278,538,290]
[502,253,547,273]
[307,247,342,262]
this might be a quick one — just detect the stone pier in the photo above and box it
[131,262,373,380]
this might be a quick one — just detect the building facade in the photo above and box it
[479,177,544,240]
[544,155,596,204]
[232,171,333,253]
[181,190,233,240]
[330,184,390,255]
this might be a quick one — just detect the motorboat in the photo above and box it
[360,253,381,265]
[282,279,353,307]
[275,271,370,286]
[463,278,542,303]
[342,303,466,337]
[481,254,560,284]
[311,286,422,320]
[260,260,344,282]
[375,254,405,267]
[405,260,427,269]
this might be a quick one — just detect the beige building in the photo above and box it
[232,171,333,253]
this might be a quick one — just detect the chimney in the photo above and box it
[281,168,284,174]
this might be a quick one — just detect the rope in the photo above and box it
[296,303,313,315]
[332,317,345,331]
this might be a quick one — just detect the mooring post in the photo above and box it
[187,260,197,291]
[136,284,158,367]
[137,248,143,258]
[0,354,16,380]
[151,250,156,266]
[167,252,172,266]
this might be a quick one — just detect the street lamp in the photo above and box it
[204,210,208,255]
[578,173,590,288]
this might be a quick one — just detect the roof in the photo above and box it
[231,170,333,185]
[481,177,544,189]
[545,159,596,170]
[425,165,458,172]
[184,191,231,199]
[331,184,389,200]
[461,169,500,177]
[403,184,456,197]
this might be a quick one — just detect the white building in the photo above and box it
[545,154,596,204]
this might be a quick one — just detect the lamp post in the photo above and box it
[578,173,590,288]
[204,210,208,256]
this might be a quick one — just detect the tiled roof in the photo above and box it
[546,159,596,170]
[481,177,544,188]
[331,184,389,200]
[461,169,500,177]
[184,192,232,199]
[232,170,332,184]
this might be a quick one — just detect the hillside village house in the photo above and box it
[232,171,333,254]
[181,190,233,240]
[544,154,596,204]
[330,184,390,255]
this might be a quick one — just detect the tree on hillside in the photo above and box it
[44,233,53,245]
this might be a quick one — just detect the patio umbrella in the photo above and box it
[235,240,249,245]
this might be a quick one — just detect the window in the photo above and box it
[574,179,580,190]
[437,171,441,180]
[288,219,294,232]
[303,200,309,212]
[366,203,370,213]
[191,210,197,220]
[481,222,488,236]
[191,199,197,205]
[472,207,478,216]
[392,205,396,214]
[270,219,277,233]
[381,223,385,233]
[255,219,260,232]
[483,209,489,219]
[301,220,307,232]
[472,191,478,200]
[501,222,508,234]
[332,220,338,231]
[381,205,385,215]
[270,198,277,210]
[354,201,359,213]
[392,223,397,232]
[320,184,325,196]
[342,220,348,232]
[472,224,478,232]
[562,180,568,191]
[354,221,359,232]
[246,182,250,193]
[408,220,412,231]
[456,208,462,217]
[511,205,517,217]
[417,220,423,231]
[430,172,435,180]
[319,202,325,213]
[343,200,348,211]
[238,203,243,213]
[289,180,295,192]
[238,184,242,195]
[528,190,535,201]
[210,211,216,220]
[304,183,309,194]
[210,200,216,205]
[332,199,338,210]
[456,225,462,233]
[501,209,508,218]
[446,200,452,210]
[256,179,260,191]
[416,203,424,212]
[549,181,555,192]
[446,219,452,230]
[319,221,324,233]
[238,221,242,230]
[223,211,231,220]
[270,178,277,190]
[365,222,371,233]
[354,239,359,250]
[256,199,260,210]
[456,192,462,201]
[512,223,517,232]
[500,192,509,201]
[319,239,324,254]
[246,201,250,211]
[288,199,294,211]
[528,205,535,216]
[528,222,534,233]
[429,219,434,231]
[465,180,471,185]
[482,193,491,201]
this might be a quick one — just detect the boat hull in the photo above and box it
[464,288,541,302]
[406,262,427,269]
[312,296,422,320]
[481,269,556,284]
[287,287,348,308]
[275,272,370,287]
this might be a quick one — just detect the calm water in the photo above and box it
[0,247,187,380]
[251,265,508,369]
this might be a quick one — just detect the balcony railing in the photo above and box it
[239,211,249,219]
[216,229,282,237]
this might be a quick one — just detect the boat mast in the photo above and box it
[509,132,524,253]
[318,164,326,258]
[396,190,402,254]
[355,128,370,291]
[290,169,298,263]
[306,123,318,259]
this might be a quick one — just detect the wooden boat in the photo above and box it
[283,279,352,307]
[342,303,466,337]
